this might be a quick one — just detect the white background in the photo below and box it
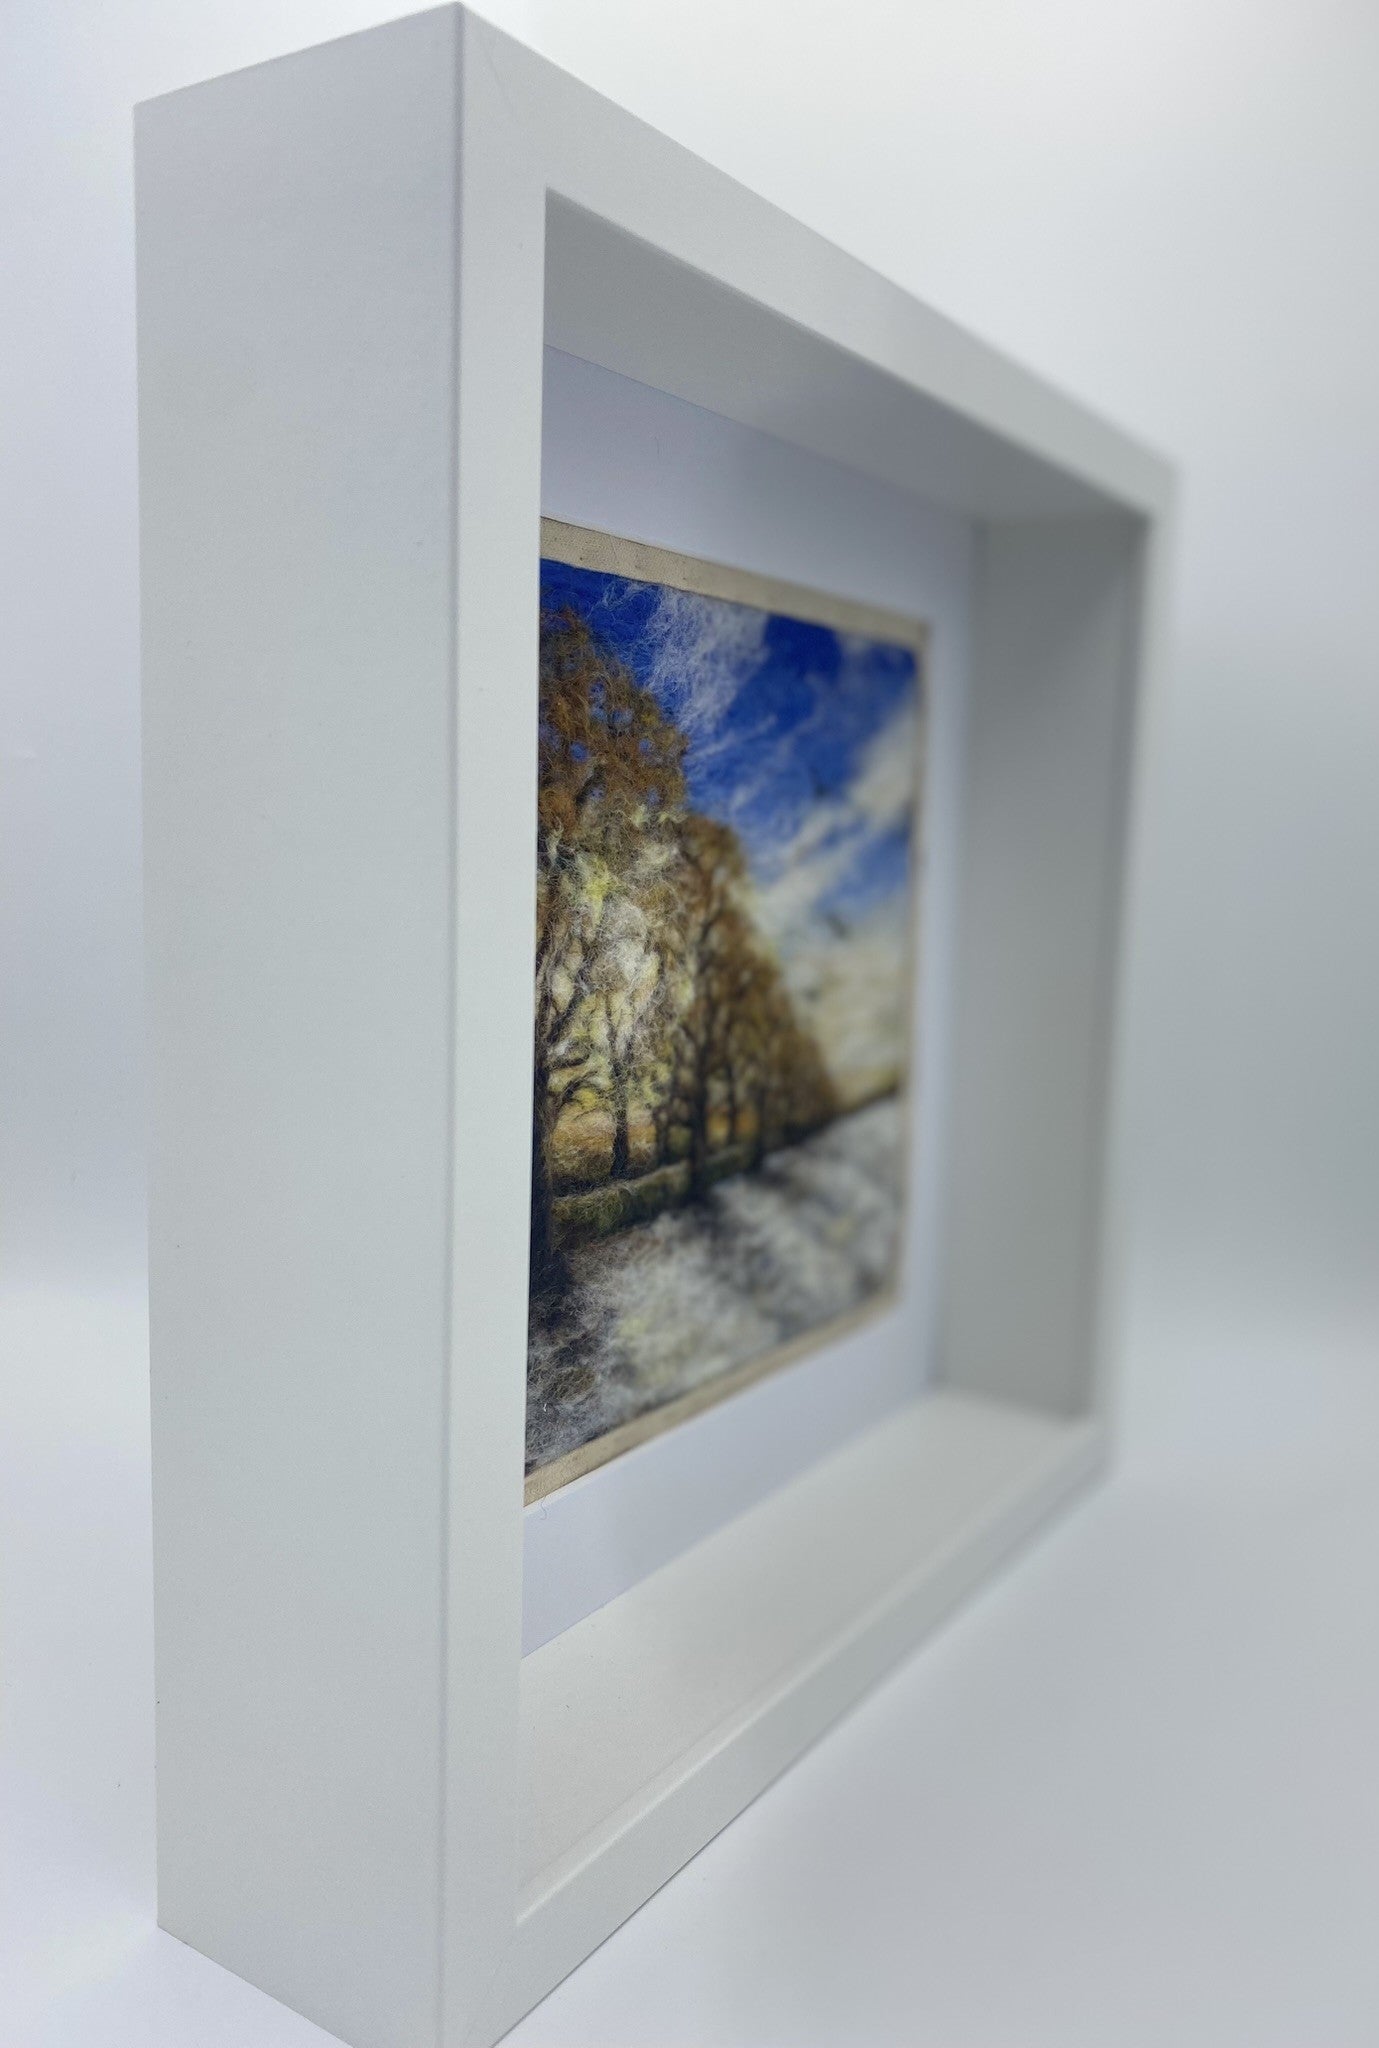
[3,2,1377,2044]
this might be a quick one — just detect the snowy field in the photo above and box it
[527,1096,905,1475]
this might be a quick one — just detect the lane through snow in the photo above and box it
[527,1096,905,1473]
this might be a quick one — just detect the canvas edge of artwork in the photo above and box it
[539,515,930,654]
[528,516,931,1506]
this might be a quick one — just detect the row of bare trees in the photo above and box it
[531,607,835,1291]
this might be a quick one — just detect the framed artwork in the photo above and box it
[136,12,1171,2045]
[528,520,927,1497]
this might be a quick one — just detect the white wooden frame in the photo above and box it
[135,11,1172,2048]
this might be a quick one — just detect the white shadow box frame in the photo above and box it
[135,11,1174,2048]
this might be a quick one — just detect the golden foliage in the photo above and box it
[530,606,836,1288]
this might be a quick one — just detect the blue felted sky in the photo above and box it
[540,554,921,950]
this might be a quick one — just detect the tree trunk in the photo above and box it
[529,1057,563,1293]
[609,1060,631,1179]
[750,1082,770,1168]
[686,1049,713,1203]
[687,1118,708,1203]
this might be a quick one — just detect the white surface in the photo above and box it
[509,1406,1103,2041]
[517,1399,1098,1911]
[135,16,1155,2043]
[5,1288,1379,2048]
[944,511,1145,1416]
[137,20,465,2044]
[4,0,1378,2043]
[540,196,1152,523]
[527,348,975,1653]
